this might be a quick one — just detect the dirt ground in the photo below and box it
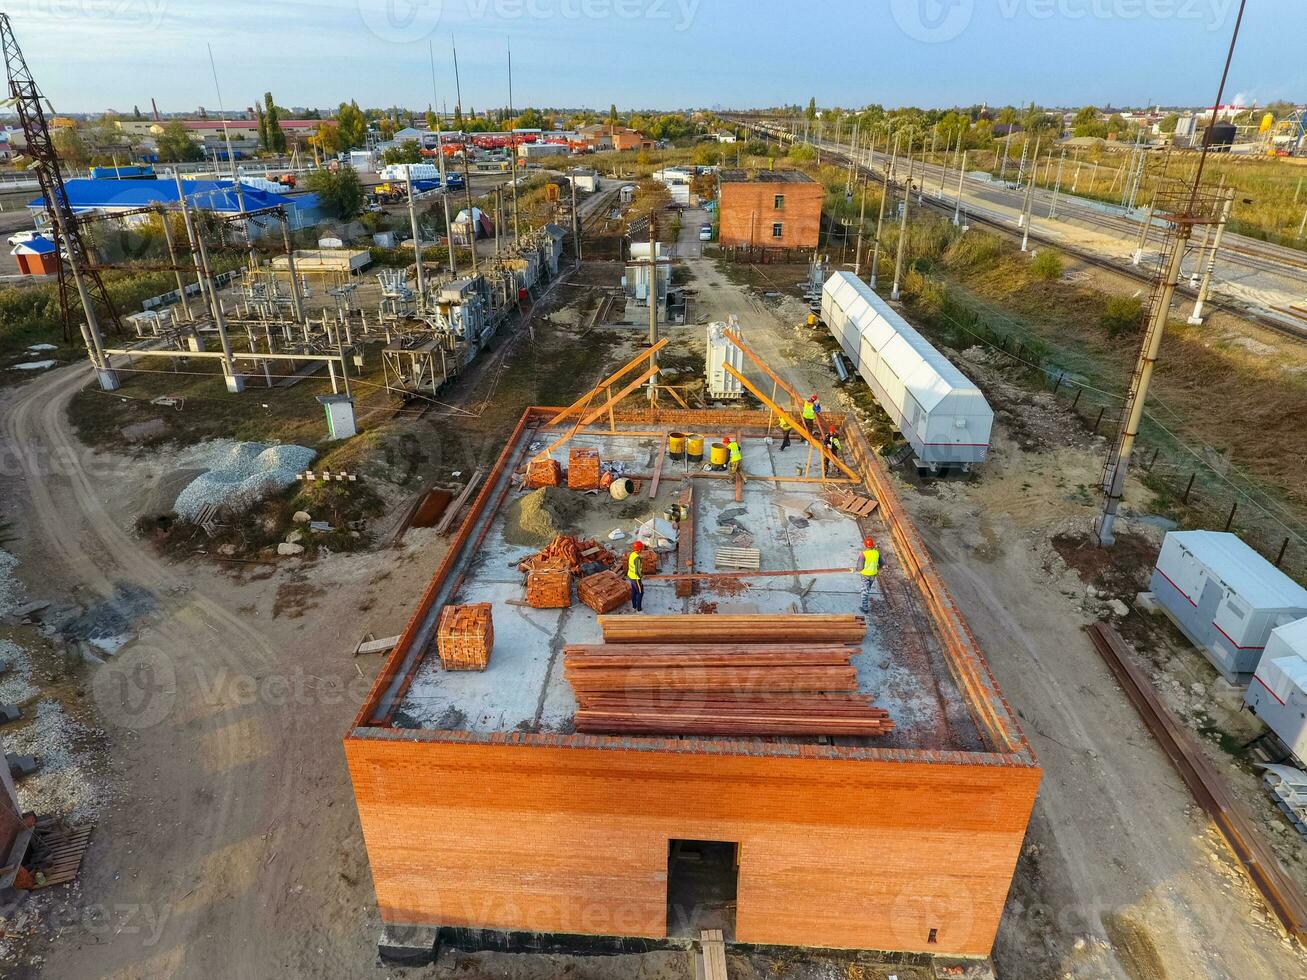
[3,217,1306,980]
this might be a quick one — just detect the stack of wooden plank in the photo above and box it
[567,448,602,490]
[436,603,494,671]
[525,458,562,488]
[597,613,867,645]
[526,567,572,608]
[563,613,891,737]
[577,570,630,613]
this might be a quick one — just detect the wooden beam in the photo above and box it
[544,337,670,427]
[645,566,848,582]
[534,365,660,461]
[723,328,802,409]
[723,364,860,481]
[648,438,667,499]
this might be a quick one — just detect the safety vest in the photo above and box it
[628,551,643,581]
[779,417,792,431]
[860,548,880,577]
[802,402,816,421]
[827,436,842,453]
[728,441,742,463]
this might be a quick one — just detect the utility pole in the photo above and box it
[938,131,951,194]
[571,177,582,261]
[508,37,520,243]
[279,210,305,324]
[998,132,1010,183]
[1048,148,1066,218]
[1132,192,1156,265]
[890,136,912,301]
[177,175,241,392]
[854,175,867,275]
[157,208,192,322]
[647,214,658,404]
[407,173,427,309]
[953,151,966,225]
[429,39,455,276]
[870,147,891,289]
[462,149,478,276]
[1019,136,1041,248]
[1188,186,1234,324]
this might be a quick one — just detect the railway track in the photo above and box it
[733,119,1307,344]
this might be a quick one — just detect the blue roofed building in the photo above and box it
[29,178,323,238]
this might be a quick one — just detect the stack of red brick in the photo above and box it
[567,448,602,491]
[525,458,562,488]
[577,570,629,613]
[526,567,572,608]
[436,603,494,671]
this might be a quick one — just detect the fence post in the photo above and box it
[1224,500,1237,532]
[1092,407,1105,434]
[1276,537,1289,568]
[1071,388,1082,410]
[1052,372,1063,394]
[1147,448,1159,470]
[1181,473,1195,503]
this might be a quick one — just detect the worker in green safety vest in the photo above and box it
[778,416,793,451]
[801,396,818,436]
[852,537,880,613]
[628,540,645,612]
[724,435,742,475]
[822,426,842,478]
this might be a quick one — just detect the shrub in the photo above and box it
[1030,250,1064,281]
[1100,295,1144,337]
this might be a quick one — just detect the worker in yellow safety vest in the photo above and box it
[778,415,793,451]
[822,426,842,478]
[724,435,743,475]
[628,540,645,612]
[801,396,818,436]
[852,537,880,613]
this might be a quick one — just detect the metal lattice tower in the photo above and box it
[1,14,121,346]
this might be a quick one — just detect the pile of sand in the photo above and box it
[503,486,586,548]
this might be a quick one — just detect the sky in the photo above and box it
[11,0,1306,115]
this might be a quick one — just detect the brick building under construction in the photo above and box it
[345,399,1039,965]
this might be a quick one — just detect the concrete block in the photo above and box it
[377,924,440,965]
[6,754,39,778]
[277,542,305,557]
[0,705,20,725]
[1135,591,1161,614]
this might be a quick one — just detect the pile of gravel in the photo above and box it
[174,442,316,519]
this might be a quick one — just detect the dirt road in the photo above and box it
[0,363,405,978]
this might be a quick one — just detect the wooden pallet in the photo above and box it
[27,819,93,888]
[714,547,761,570]
[823,487,880,518]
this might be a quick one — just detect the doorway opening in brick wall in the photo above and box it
[665,839,738,941]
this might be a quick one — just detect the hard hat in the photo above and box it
[864,538,875,548]
[828,426,837,434]
[809,394,817,401]
[633,540,645,552]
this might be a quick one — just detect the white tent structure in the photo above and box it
[821,271,992,469]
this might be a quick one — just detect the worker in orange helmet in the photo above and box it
[851,536,880,613]
[822,425,842,478]
[627,540,645,612]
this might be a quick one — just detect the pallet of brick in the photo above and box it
[436,603,494,671]
[525,458,562,489]
[567,448,602,491]
[639,549,659,575]
[597,614,866,645]
[526,566,572,609]
[577,570,629,614]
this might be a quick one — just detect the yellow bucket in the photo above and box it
[686,435,705,462]
[709,443,729,468]
[668,431,687,459]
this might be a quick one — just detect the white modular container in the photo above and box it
[820,271,992,469]
[706,317,744,400]
[1245,617,1307,763]
[378,163,441,183]
[1150,530,1307,683]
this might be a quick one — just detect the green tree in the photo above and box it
[255,103,269,151]
[336,101,367,150]
[512,107,546,130]
[1158,113,1180,134]
[608,103,618,124]
[52,125,90,166]
[381,140,423,165]
[133,105,142,121]
[425,106,438,131]
[156,120,202,162]
[805,97,817,122]
[264,92,286,154]
[454,103,463,127]
[311,121,343,157]
[379,116,396,140]
[306,167,364,219]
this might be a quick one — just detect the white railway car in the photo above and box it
[821,271,992,470]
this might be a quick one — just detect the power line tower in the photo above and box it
[1,13,121,388]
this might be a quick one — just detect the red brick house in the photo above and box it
[718,169,822,249]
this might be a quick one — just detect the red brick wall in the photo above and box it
[719,181,822,248]
[346,734,1039,956]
